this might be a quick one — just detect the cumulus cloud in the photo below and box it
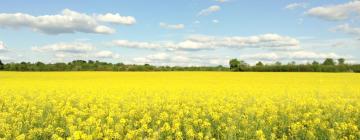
[32,42,120,61]
[331,24,360,35]
[240,51,342,62]
[285,3,307,10]
[96,13,136,25]
[212,19,219,23]
[112,40,164,49]
[94,50,120,59]
[112,34,300,51]
[198,5,221,16]
[0,41,7,52]
[32,42,95,53]
[0,56,12,62]
[0,9,136,35]
[306,1,360,21]
[159,22,185,30]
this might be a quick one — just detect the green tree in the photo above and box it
[256,61,264,66]
[323,58,335,65]
[35,62,46,71]
[338,58,345,65]
[238,60,249,71]
[0,59,4,70]
[229,59,240,71]
[289,61,296,65]
[312,61,319,65]
[275,61,282,66]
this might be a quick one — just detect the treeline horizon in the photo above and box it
[0,58,359,72]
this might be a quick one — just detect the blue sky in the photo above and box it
[0,0,359,66]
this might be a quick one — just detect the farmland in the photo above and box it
[0,72,360,139]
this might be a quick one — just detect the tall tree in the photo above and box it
[323,58,335,65]
[312,61,319,65]
[0,59,3,70]
[229,59,240,71]
[338,58,345,65]
[256,61,264,66]
[238,60,249,71]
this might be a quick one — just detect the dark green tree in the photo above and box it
[275,61,282,66]
[256,61,264,66]
[323,58,335,65]
[338,58,345,65]
[0,59,4,70]
[238,60,249,71]
[312,61,319,65]
[289,61,296,65]
[229,59,240,71]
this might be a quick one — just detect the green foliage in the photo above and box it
[0,59,3,70]
[0,60,229,71]
[312,61,319,65]
[255,61,264,66]
[229,59,249,71]
[338,58,345,65]
[229,59,240,71]
[0,58,359,72]
[323,58,335,65]
[231,58,358,72]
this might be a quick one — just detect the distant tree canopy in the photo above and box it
[228,58,360,72]
[255,61,264,67]
[323,58,336,65]
[338,58,345,65]
[0,58,359,72]
[229,59,249,71]
[0,60,228,71]
[0,59,4,70]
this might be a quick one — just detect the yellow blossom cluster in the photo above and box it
[0,72,360,139]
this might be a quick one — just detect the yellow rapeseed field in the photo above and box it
[0,72,360,140]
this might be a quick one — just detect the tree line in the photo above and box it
[0,60,228,71]
[229,58,360,72]
[0,58,359,72]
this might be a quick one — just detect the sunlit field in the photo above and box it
[0,72,360,140]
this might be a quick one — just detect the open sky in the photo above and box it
[0,0,360,66]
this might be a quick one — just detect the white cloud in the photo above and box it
[0,9,136,35]
[94,50,120,59]
[331,42,346,48]
[112,40,164,49]
[112,34,300,51]
[146,52,169,60]
[159,22,185,30]
[289,51,340,60]
[198,5,221,16]
[212,19,219,23]
[240,52,279,61]
[0,56,13,62]
[32,42,95,53]
[32,42,121,62]
[306,1,360,21]
[0,41,7,52]
[331,24,360,35]
[285,3,307,10]
[96,13,136,25]
[240,51,343,62]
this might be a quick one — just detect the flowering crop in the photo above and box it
[0,72,360,139]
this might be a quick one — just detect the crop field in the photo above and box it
[0,72,360,140]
